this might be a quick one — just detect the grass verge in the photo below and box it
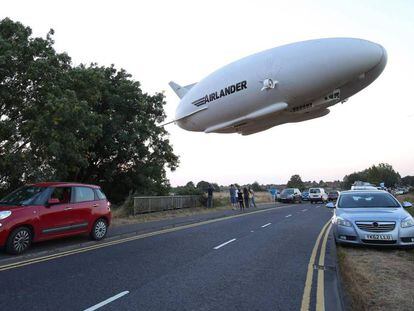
[338,246,414,310]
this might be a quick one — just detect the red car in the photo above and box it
[0,182,111,254]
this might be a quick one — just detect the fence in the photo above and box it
[133,195,202,214]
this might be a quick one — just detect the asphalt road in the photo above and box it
[0,203,338,311]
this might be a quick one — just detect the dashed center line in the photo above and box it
[84,291,129,311]
[261,223,272,228]
[213,238,237,250]
[301,209,308,212]
[285,214,292,218]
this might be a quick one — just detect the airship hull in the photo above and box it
[169,38,387,135]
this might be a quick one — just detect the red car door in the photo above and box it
[38,186,74,239]
[70,186,95,232]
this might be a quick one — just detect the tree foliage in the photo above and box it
[251,181,263,192]
[342,163,401,189]
[173,181,203,195]
[287,174,304,190]
[402,176,414,187]
[0,18,178,202]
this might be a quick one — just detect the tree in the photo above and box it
[287,174,304,190]
[342,163,401,189]
[251,181,263,192]
[186,181,196,188]
[173,181,203,195]
[402,176,414,187]
[0,18,179,202]
[196,181,210,192]
[365,163,400,187]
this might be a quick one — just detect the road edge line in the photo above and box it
[300,219,331,311]
[316,223,332,311]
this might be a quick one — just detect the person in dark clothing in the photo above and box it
[229,184,237,210]
[207,184,214,208]
[237,187,244,211]
[243,187,250,209]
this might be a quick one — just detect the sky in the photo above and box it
[2,0,414,186]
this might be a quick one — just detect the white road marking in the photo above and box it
[213,238,237,250]
[84,291,129,311]
[285,214,292,218]
[251,230,254,232]
[301,209,308,212]
[261,223,272,228]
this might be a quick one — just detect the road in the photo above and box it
[0,203,340,311]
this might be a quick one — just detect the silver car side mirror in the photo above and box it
[402,201,413,208]
[325,202,335,209]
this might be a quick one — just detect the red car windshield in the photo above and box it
[0,186,47,206]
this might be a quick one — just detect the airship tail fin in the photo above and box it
[169,81,197,99]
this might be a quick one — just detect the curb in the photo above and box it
[330,232,347,311]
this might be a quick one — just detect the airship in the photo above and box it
[167,38,387,135]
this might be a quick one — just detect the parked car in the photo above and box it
[351,185,378,191]
[327,190,414,247]
[279,188,302,203]
[328,191,340,201]
[309,188,328,203]
[0,182,111,254]
[301,191,310,201]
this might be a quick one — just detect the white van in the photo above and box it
[309,188,328,203]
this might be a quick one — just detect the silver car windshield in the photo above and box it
[338,192,400,208]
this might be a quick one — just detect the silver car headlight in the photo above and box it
[0,211,12,220]
[401,217,414,228]
[337,217,352,227]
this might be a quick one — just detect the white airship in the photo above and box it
[167,38,387,135]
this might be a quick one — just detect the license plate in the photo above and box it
[364,234,393,241]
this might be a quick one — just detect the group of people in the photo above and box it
[228,184,257,211]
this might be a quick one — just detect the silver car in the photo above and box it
[326,190,414,247]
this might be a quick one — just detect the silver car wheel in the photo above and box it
[94,220,107,239]
[13,230,30,253]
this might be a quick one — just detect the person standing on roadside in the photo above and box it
[207,184,214,208]
[269,187,276,202]
[249,187,257,208]
[229,184,237,210]
[243,187,250,209]
[237,187,244,211]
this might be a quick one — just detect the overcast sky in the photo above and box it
[3,0,414,186]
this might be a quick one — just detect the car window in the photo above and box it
[0,186,47,206]
[310,189,321,193]
[338,193,400,208]
[51,187,72,204]
[74,187,95,202]
[95,189,107,200]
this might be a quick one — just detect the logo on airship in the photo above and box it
[192,80,247,107]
